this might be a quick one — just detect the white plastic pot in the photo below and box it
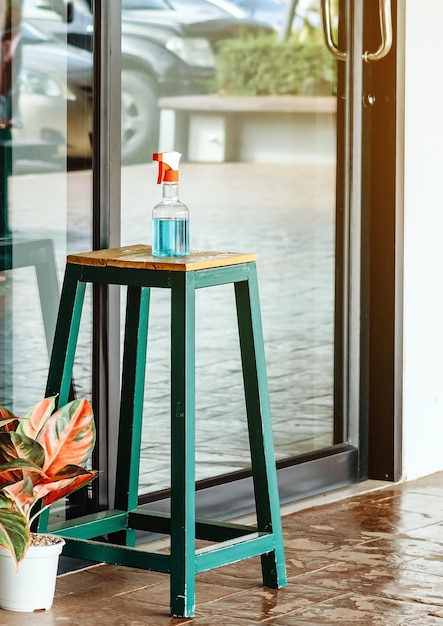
[0,535,65,612]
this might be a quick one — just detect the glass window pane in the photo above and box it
[120,0,339,496]
[1,0,93,416]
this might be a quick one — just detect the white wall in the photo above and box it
[402,0,443,478]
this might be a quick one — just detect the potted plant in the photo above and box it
[0,396,98,612]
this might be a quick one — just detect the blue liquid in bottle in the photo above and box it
[152,176,189,257]
[153,218,189,257]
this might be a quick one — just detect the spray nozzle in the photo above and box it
[153,151,181,184]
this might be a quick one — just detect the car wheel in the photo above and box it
[121,70,159,164]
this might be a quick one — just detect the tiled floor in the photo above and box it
[3,472,443,624]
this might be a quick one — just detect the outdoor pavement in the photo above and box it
[5,161,335,494]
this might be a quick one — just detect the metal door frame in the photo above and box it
[91,0,122,511]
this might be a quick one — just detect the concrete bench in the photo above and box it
[158,94,336,163]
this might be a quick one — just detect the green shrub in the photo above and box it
[213,33,336,96]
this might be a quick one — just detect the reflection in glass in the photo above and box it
[119,0,338,495]
[0,0,93,417]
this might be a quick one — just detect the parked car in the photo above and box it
[22,0,272,163]
[168,0,320,32]
[168,0,248,20]
[224,0,286,28]
[12,22,93,164]
[223,0,321,31]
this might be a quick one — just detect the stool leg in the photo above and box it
[41,265,85,531]
[170,272,196,618]
[235,263,287,589]
[45,264,85,406]
[113,286,150,546]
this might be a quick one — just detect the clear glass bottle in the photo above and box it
[152,181,189,257]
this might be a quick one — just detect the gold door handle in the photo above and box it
[321,0,346,62]
[363,0,392,62]
[321,0,392,63]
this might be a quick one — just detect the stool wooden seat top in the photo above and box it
[67,243,257,271]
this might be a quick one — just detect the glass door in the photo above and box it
[0,0,397,524]
[0,0,94,522]
[1,0,93,412]
[116,0,369,514]
[48,0,394,518]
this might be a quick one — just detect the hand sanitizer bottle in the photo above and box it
[152,151,189,257]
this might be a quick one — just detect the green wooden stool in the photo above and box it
[44,244,286,618]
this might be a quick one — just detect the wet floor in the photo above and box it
[3,472,443,625]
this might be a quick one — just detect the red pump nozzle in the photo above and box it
[153,151,181,184]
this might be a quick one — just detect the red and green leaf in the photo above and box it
[0,431,18,464]
[38,469,99,506]
[0,458,45,477]
[0,491,13,508]
[16,396,56,440]
[0,432,45,489]
[0,432,45,466]
[0,509,31,567]
[10,433,45,468]
[37,399,95,477]
[3,477,37,511]
[0,397,97,564]
[0,407,18,433]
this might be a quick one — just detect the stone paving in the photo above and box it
[4,161,336,494]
